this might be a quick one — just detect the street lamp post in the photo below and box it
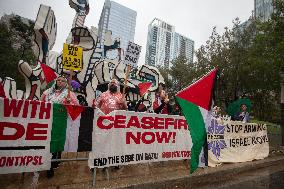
[280,72,284,146]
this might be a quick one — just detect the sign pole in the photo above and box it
[92,168,97,186]
[68,70,73,99]
[123,65,131,96]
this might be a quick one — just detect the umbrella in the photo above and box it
[226,98,252,117]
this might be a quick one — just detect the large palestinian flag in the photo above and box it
[176,69,218,173]
[50,104,94,152]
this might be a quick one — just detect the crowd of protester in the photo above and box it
[0,77,250,179]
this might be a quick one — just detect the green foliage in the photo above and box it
[170,56,193,91]
[157,65,172,92]
[165,0,284,123]
[251,119,280,135]
[0,15,35,90]
[158,56,199,96]
[9,15,35,63]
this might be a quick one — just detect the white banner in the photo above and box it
[207,118,269,167]
[0,98,52,174]
[124,41,141,67]
[89,110,192,168]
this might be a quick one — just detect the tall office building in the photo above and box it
[173,33,194,65]
[98,0,137,56]
[254,0,274,21]
[145,18,175,68]
[145,18,194,68]
[254,0,283,21]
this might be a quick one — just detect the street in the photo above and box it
[212,161,284,189]
[167,158,284,189]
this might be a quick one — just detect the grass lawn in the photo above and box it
[252,120,281,135]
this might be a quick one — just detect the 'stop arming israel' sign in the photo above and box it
[62,43,83,71]
[124,41,141,68]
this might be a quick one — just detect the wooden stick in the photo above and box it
[68,70,73,99]
[122,65,131,97]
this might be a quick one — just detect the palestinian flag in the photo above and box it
[128,79,152,96]
[176,68,218,173]
[50,104,94,152]
[40,63,57,85]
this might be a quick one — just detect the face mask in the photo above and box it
[109,85,118,93]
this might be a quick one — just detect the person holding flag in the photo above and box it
[176,69,218,173]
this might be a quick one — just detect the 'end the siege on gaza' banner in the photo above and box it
[89,110,192,168]
[207,118,269,167]
[0,98,52,174]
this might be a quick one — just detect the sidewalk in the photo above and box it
[1,150,284,189]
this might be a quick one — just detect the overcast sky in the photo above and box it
[0,0,254,65]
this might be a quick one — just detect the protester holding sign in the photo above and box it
[94,79,127,114]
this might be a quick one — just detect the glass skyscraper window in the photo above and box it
[254,0,283,21]
[145,18,194,68]
[98,0,137,58]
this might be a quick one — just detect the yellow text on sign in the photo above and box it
[62,43,83,71]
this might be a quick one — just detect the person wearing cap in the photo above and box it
[94,79,127,114]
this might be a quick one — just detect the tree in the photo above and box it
[194,0,284,123]
[9,15,35,63]
[0,15,35,90]
[157,56,199,99]
[157,65,173,92]
[246,0,284,122]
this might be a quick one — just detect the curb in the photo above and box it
[119,155,284,189]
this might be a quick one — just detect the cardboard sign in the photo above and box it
[124,42,141,67]
[88,110,192,168]
[62,43,83,71]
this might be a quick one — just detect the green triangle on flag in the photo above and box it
[176,68,218,174]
